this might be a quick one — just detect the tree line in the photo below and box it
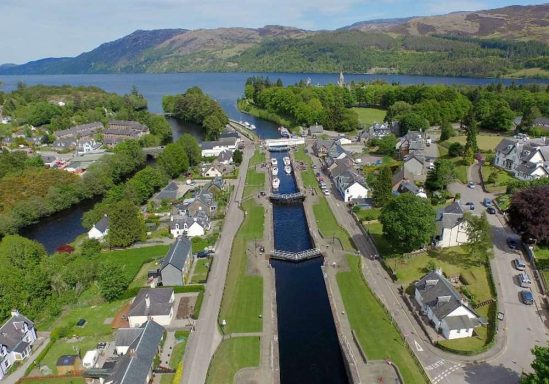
[162,87,228,140]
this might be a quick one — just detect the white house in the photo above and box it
[435,202,470,248]
[415,270,483,339]
[202,165,223,178]
[76,138,101,155]
[333,170,370,202]
[494,137,549,180]
[169,211,210,238]
[201,137,238,157]
[0,310,37,380]
[88,215,109,240]
[336,137,353,146]
[128,288,174,328]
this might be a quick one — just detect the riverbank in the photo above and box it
[237,99,296,129]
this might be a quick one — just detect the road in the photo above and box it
[308,147,548,384]
[181,144,253,384]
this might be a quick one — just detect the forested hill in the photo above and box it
[1,3,549,78]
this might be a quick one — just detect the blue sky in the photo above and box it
[0,0,546,64]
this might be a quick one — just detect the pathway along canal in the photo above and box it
[270,151,349,384]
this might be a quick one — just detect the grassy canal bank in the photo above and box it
[207,150,265,383]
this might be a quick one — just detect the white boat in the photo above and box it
[271,158,278,166]
[272,177,280,189]
[283,156,291,166]
[249,124,256,130]
[279,127,290,138]
[272,166,279,176]
[243,121,250,127]
[284,165,292,174]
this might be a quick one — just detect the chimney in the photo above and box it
[11,309,19,318]
[145,294,150,309]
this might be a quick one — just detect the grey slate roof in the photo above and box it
[495,138,518,155]
[94,215,109,233]
[55,122,103,139]
[155,182,178,200]
[115,328,143,348]
[308,124,324,134]
[0,313,34,352]
[415,271,478,320]
[161,237,191,272]
[437,201,464,229]
[108,320,164,384]
[217,150,233,163]
[128,288,173,317]
[444,315,476,330]
[334,170,367,191]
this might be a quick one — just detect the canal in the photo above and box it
[270,151,349,384]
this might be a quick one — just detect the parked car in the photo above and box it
[514,259,526,271]
[465,202,475,210]
[323,190,330,196]
[520,290,534,305]
[483,197,493,207]
[312,164,317,169]
[487,207,496,214]
[468,182,475,189]
[507,238,519,250]
[518,272,532,288]
[197,250,214,258]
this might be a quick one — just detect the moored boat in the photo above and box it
[272,166,279,176]
[271,158,278,166]
[284,165,292,174]
[272,177,280,189]
[283,156,291,166]
[250,124,256,130]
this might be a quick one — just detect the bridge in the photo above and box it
[143,146,164,158]
[271,248,323,262]
[264,137,305,149]
[269,192,305,204]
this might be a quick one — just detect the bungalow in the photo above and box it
[155,237,192,286]
[333,170,370,203]
[170,211,210,238]
[88,215,109,241]
[202,165,223,178]
[0,310,37,380]
[415,270,483,339]
[128,288,174,328]
[100,320,164,384]
[201,137,238,157]
[435,202,469,248]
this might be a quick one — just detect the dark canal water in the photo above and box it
[270,151,349,384]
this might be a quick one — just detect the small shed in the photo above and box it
[82,350,99,369]
[56,354,82,375]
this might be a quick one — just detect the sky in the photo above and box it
[0,0,546,64]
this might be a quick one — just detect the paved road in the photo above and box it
[308,147,548,384]
[181,144,253,384]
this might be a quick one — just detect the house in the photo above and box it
[102,121,149,147]
[175,191,217,218]
[0,310,37,380]
[415,270,483,339]
[326,157,354,178]
[219,126,241,142]
[396,131,425,157]
[53,137,77,151]
[393,178,427,198]
[100,320,164,384]
[435,201,470,248]
[216,149,233,165]
[55,122,103,139]
[494,137,549,180]
[88,215,109,240]
[201,137,238,157]
[155,237,192,286]
[327,142,350,160]
[128,288,174,328]
[336,137,353,146]
[204,176,225,194]
[202,165,223,178]
[56,355,82,375]
[403,154,429,181]
[77,138,101,154]
[169,211,210,238]
[312,140,333,157]
[308,124,324,136]
[153,182,179,201]
[333,171,370,203]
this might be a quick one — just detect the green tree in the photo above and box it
[464,212,492,258]
[107,201,146,248]
[380,194,436,252]
[448,142,464,158]
[80,238,101,258]
[399,113,429,136]
[372,134,397,156]
[97,261,128,302]
[439,121,455,142]
[203,115,224,140]
[158,143,189,178]
[232,149,243,165]
[373,166,393,207]
[425,159,456,191]
[176,134,201,166]
[463,117,478,165]
[521,345,549,384]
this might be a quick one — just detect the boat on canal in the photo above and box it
[271,158,278,166]
[279,126,291,138]
[284,165,292,174]
[249,124,256,130]
[272,166,279,176]
[272,177,280,190]
[283,156,291,166]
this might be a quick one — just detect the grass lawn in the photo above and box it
[54,299,126,337]
[206,337,260,384]
[191,258,211,284]
[447,134,505,152]
[437,144,468,184]
[219,150,264,333]
[481,165,515,193]
[100,245,168,282]
[129,260,157,288]
[41,336,111,374]
[192,233,219,253]
[20,378,85,384]
[313,197,354,251]
[354,207,381,222]
[365,221,398,258]
[337,255,427,383]
[352,107,387,126]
